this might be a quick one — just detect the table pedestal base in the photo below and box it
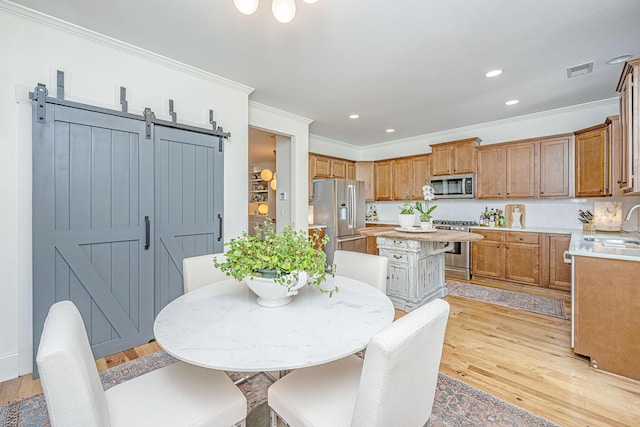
[377,237,452,312]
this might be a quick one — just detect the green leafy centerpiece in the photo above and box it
[398,197,416,229]
[214,220,335,307]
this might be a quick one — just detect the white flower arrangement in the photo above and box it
[416,185,437,222]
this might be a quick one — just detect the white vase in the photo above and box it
[398,213,416,229]
[245,271,308,307]
[420,220,433,230]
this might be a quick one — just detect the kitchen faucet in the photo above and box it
[624,204,640,221]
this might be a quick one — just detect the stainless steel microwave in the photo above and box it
[428,174,475,199]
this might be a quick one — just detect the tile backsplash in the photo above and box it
[367,196,640,231]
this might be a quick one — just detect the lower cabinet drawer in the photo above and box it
[388,252,409,264]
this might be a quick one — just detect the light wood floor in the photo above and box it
[2,281,639,426]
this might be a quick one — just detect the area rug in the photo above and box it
[0,350,558,427]
[447,280,568,319]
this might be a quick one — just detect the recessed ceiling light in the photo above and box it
[505,99,519,106]
[349,114,359,119]
[385,128,395,133]
[484,69,503,78]
[607,54,632,65]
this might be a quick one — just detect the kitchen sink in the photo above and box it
[583,236,640,248]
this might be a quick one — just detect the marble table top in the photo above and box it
[358,226,484,242]
[153,275,395,372]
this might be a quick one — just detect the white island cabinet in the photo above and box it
[359,227,483,311]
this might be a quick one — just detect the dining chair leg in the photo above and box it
[233,372,261,385]
[269,408,283,427]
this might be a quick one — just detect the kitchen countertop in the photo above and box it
[566,231,640,262]
[470,225,581,234]
[308,224,327,230]
[358,226,484,242]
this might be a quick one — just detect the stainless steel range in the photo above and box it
[432,220,478,280]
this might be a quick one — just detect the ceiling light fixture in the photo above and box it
[349,114,359,119]
[234,0,318,23]
[505,99,519,106]
[607,54,632,65]
[385,129,395,133]
[484,69,503,78]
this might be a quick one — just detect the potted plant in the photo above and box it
[398,197,416,229]
[214,219,335,307]
[416,185,437,230]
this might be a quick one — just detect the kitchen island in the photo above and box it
[358,227,483,311]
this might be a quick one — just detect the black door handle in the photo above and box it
[217,214,223,242]
[145,216,150,250]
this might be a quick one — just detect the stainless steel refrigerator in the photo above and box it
[313,178,366,265]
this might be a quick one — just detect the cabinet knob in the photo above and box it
[540,191,544,194]
[617,179,623,184]
[599,189,604,192]
[496,245,500,248]
[393,254,402,259]
[519,237,523,241]
[506,246,510,249]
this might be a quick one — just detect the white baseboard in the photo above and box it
[0,352,19,383]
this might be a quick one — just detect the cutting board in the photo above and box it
[505,204,526,228]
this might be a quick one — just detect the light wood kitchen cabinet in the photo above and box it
[477,134,572,199]
[410,155,430,199]
[616,57,640,195]
[430,138,479,176]
[608,115,625,197]
[330,158,347,178]
[539,136,572,198]
[504,232,540,285]
[346,161,355,180]
[471,229,541,286]
[355,161,375,201]
[470,230,503,278]
[573,256,640,381]
[505,142,537,198]
[574,123,610,197]
[391,157,412,201]
[374,160,392,201]
[313,155,332,178]
[476,145,504,198]
[391,155,430,201]
[546,234,571,292]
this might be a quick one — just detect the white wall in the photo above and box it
[0,2,258,381]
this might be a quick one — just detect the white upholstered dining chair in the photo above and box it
[268,298,450,427]
[36,300,247,427]
[332,250,388,292]
[183,252,228,293]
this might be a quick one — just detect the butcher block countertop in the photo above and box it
[358,227,484,242]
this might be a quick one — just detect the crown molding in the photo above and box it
[0,0,254,95]
[249,101,313,125]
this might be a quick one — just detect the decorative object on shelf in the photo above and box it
[593,202,622,231]
[505,204,526,228]
[257,203,269,215]
[214,219,335,307]
[260,168,273,181]
[416,185,437,230]
[270,173,277,190]
[398,197,416,229]
[233,0,318,24]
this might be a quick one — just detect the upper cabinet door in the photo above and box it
[375,160,392,201]
[313,155,332,178]
[430,145,453,176]
[575,125,610,197]
[330,158,347,178]
[476,146,504,198]
[410,155,430,199]
[505,142,537,198]
[539,136,571,198]
[391,157,412,200]
[355,161,375,201]
[452,143,476,174]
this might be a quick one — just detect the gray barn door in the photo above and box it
[33,104,154,365]
[153,126,224,314]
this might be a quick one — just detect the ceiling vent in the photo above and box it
[566,61,594,78]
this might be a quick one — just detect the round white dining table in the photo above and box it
[153,275,395,372]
